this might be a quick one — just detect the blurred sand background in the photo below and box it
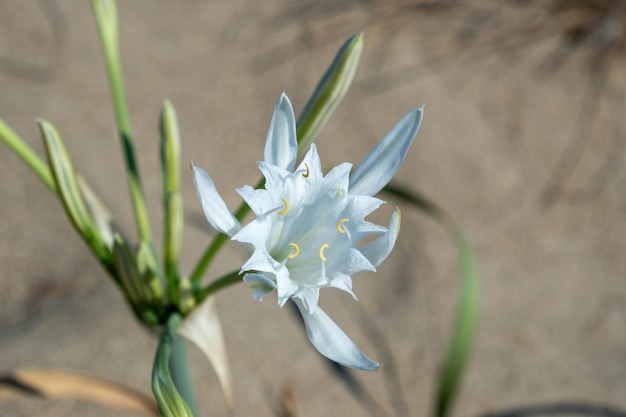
[1,1,625,416]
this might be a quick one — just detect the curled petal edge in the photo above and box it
[293,299,380,371]
[243,273,276,301]
[359,208,401,267]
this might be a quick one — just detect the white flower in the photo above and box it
[193,93,423,370]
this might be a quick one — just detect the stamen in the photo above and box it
[288,243,300,259]
[278,198,289,215]
[319,244,330,261]
[336,218,349,234]
[302,163,310,178]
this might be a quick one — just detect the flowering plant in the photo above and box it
[193,93,423,370]
[0,1,479,416]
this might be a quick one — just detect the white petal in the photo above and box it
[293,299,380,371]
[276,266,299,307]
[346,195,386,221]
[258,161,290,191]
[243,273,276,301]
[340,248,376,275]
[265,93,297,171]
[321,162,352,198]
[232,219,272,250]
[329,273,358,300]
[296,144,323,183]
[236,185,275,217]
[350,106,424,196]
[178,296,233,410]
[192,165,242,236]
[239,249,276,275]
[359,208,401,267]
[295,287,320,314]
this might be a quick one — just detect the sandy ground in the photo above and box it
[1,1,625,417]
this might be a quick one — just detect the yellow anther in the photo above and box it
[302,163,310,178]
[336,218,349,234]
[319,244,330,261]
[338,182,343,197]
[278,198,289,215]
[288,243,300,259]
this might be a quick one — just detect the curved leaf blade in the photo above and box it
[383,183,480,417]
[0,368,158,416]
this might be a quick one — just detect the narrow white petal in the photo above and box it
[350,106,424,196]
[265,93,298,171]
[178,296,233,410]
[192,165,242,236]
[243,273,276,301]
[293,299,380,371]
[359,208,401,267]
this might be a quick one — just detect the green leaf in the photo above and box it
[92,0,153,244]
[160,101,181,199]
[0,119,55,192]
[296,33,363,151]
[111,235,161,326]
[152,314,196,417]
[38,120,94,238]
[159,101,183,291]
[382,183,480,417]
[77,176,117,251]
[136,240,165,307]
[112,234,142,304]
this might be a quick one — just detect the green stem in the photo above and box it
[0,120,55,192]
[195,270,242,303]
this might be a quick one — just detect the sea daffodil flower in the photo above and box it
[193,93,423,370]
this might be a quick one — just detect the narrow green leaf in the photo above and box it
[160,101,181,198]
[77,176,117,251]
[296,33,363,151]
[91,0,118,46]
[0,119,55,192]
[39,120,93,237]
[382,183,480,417]
[92,0,153,244]
[160,101,183,291]
[112,234,142,303]
[152,314,196,417]
[112,236,163,326]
